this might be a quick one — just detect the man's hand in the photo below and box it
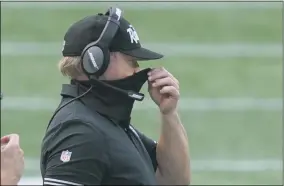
[148,67,180,115]
[148,67,190,185]
[1,134,25,185]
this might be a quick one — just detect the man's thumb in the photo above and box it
[1,135,10,144]
[6,134,20,146]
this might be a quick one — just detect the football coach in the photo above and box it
[40,7,190,185]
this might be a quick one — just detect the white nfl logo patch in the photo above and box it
[60,150,72,162]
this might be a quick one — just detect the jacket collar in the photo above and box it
[60,83,132,129]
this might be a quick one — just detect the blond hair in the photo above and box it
[58,56,83,79]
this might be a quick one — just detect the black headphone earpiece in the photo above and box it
[81,7,122,78]
[81,43,110,77]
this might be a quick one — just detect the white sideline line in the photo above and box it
[1,97,282,111]
[23,158,282,172]
[1,42,282,58]
[2,2,281,10]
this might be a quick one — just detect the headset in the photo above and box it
[81,7,121,78]
[46,7,144,129]
[80,7,144,101]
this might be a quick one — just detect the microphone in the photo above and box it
[89,76,145,101]
[127,91,144,101]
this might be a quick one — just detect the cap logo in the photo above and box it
[126,25,139,44]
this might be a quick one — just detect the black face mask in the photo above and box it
[76,68,151,121]
[101,68,151,98]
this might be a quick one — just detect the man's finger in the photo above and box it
[159,86,180,98]
[148,67,164,74]
[5,134,20,146]
[152,77,179,89]
[148,71,168,81]
[148,68,178,85]
[1,135,10,145]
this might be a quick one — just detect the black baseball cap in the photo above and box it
[62,13,163,60]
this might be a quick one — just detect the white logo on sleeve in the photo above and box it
[60,150,72,162]
[87,50,99,69]
[126,25,140,44]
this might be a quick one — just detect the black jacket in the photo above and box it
[40,82,158,185]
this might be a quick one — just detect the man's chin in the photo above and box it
[134,67,142,73]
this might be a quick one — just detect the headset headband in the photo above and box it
[81,7,122,57]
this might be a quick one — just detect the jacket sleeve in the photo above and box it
[41,120,109,185]
[133,128,158,171]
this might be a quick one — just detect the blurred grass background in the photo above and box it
[1,1,282,185]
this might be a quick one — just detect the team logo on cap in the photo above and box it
[127,25,139,44]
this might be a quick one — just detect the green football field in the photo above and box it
[1,2,282,185]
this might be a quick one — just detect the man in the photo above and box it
[1,134,25,185]
[40,8,190,185]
